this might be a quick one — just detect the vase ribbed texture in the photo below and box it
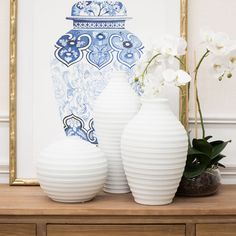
[121,98,188,205]
[37,137,107,203]
[93,71,140,193]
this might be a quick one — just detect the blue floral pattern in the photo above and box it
[63,114,97,144]
[70,1,127,17]
[55,33,91,67]
[52,0,143,144]
[87,32,113,69]
[110,33,144,68]
[55,30,143,70]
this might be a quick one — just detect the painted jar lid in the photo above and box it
[66,0,132,21]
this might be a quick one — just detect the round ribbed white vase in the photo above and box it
[37,137,107,203]
[93,71,140,194]
[121,98,188,205]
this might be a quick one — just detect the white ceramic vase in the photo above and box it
[93,71,140,194]
[121,98,188,205]
[37,137,107,203]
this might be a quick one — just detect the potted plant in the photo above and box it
[177,30,235,196]
[121,31,235,201]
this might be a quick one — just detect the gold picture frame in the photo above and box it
[9,0,189,185]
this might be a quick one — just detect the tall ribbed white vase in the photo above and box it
[37,137,107,203]
[93,71,140,194]
[121,98,188,205]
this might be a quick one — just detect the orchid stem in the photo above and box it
[194,49,210,139]
[141,53,161,84]
[175,56,185,67]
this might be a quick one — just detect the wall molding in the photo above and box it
[220,167,236,184]
[0,113,9,123]
[189,117,236,125]
[0,174,9,184]
[0,164,9,174]
[220,167,236,176]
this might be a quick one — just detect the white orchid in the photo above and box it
[134,35,191,99]
[211,52,236,80]
[160,35,187,57]
[201,30,236,56]
[211,56,227,79]
[227,50,236,69]
[135,48,164,78]
[163,69,192,86]
[142,73,165,98]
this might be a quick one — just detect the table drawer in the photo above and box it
[197,224,236,236]
[0,224,36,236]
[47,225,185,236]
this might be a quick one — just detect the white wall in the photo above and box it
[1,0,236,184]
[188,0,236,184]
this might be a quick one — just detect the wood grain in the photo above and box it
[47,225,185,236]
[186,224,196,236]
[0,224,36,236]
[196,224,236,236]
[0,185,236,216]
[0,185,236,236]
[36,224,46,236]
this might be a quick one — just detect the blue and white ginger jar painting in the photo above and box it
[51,0,143,144]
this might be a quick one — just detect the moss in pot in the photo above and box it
[177,136,231,197]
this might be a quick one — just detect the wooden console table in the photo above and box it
[0,185,236,236]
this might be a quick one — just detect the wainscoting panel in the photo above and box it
[0,121,9,184]
[189,118,236,184]
[0,164,9,184]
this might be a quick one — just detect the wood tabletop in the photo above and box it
[0,184,236,216]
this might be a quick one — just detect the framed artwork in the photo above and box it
[9,0,188,185]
